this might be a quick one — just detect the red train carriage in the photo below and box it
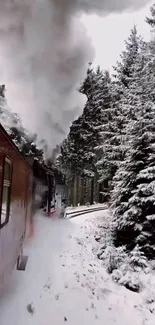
[0,123,57,292]
[0,124,33,291]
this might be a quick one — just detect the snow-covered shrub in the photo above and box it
[100,243,144,292]
[107,253,119,274]
[112,269,123,282]
[119,271,142,292]
[129,246,148,269]
[96,226,149,292]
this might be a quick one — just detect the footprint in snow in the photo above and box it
[100,288,111,296]
[91,302,95,309]
[27,303,35,315]
[44,283,51,290]
[88,268,95,274]
[76,272,80,278]
[76,238,83,245]
[55,294,59,300]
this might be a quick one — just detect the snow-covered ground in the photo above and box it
[0,209,154,324]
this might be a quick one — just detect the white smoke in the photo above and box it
[0,0,151,156]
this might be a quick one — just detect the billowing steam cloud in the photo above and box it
[0,0,151,157]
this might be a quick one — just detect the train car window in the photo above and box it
[0,157,12,228]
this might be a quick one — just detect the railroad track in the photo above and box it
[64,205,108,219]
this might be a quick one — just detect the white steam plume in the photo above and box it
[0,0,151,156]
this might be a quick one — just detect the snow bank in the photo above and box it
[93,209,155,315]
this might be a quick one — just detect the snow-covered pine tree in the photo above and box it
[103,27,145,179]
[81,66,107,176]
[99,27,147,202]
[58,64,108,204]
[66,115,84,173]
[0,84,5,99]
[94,67,130,204]
[112,47,155,258]
[59,64,104,178]
[144,4,155,106]
[80,62,96,99]
[114,37,148,144]
[113,25,142,89]
[113,118,155,258]
[75,66,113,204]
[146,3,155,29]
[95,70,117,181]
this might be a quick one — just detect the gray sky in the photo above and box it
[82,1,154,72]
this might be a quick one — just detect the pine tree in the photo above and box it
[113,25,143,90]
[113,120,155,258]
[98,26,145,183]
[58,65,109,204]
[80,66,106,175]
[59,65,104,177]
[111,17,155,257]
[94,68,127,198]
[112,51,155,257]
[99,26,147,188]
[146,3,155,28]
[0,84,5,98]
[80,62,96,98]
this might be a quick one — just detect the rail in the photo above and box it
[64,205,107,219]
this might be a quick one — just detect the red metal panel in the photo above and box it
[0,128,32,290]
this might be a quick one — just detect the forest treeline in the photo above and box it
[58,4,155,258]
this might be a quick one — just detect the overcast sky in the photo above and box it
[82,0,154,72]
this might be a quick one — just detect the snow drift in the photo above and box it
[0,0,151,157]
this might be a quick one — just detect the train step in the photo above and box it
[17,255,28,271]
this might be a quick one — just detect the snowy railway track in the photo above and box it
[64,205,108,219]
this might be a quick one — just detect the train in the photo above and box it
[0,123,55,292]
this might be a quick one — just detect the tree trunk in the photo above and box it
[73,173,77,206]
[99,183,102,203]
[80,176,84,205]
[90,177,94,205]
[47,174,52,214]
